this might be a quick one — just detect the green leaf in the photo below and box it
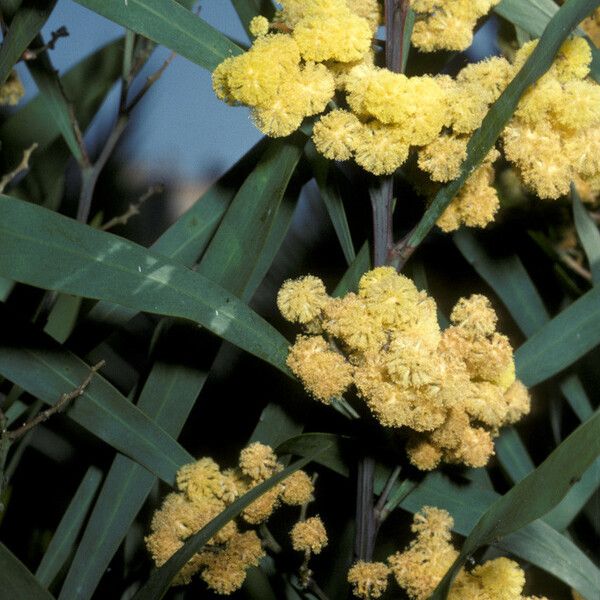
[0,307,193,485]
[516,285,600,386]
[494,427,535,483]
[26,46,87,165]
[277,433,350,477]
[306,146,356,266]
[430,409,600,599]
[73,0,242,72]
[0,194,290,374]
[250,402,303,447]
[404,0,600,254]
[84,138,270,331]
[0,543,55,600]
[560,374,594,421]
[198,135,305,297]
[35,466,103,588]
[333,242,370,297]
[572,184,600,284]
[230,0,276,38]
[132,446,334,600]
[494,0,560,37]
[0,0,57,85]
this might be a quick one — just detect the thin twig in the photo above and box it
[0,143,38,193]
[101,184,164,231]
[374,465,401,523]
[22,26,69,60]
[6,360,105,441]
[557,249,592,282]
[76,51,175,223]
[259,523,282,554]
[306,578,331,600]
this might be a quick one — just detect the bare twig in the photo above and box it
[0,143,38,193]
[22,26,69,60]
[77,50,175,223]
[6,360,105,441]
[101,183,164,231]
[306,578,331,600]
[374,465,401,523]
[557,249,592,282]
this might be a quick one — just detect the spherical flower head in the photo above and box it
[351,70,448,145]
[241,484,283,523]
[239,442,282,481]
[466,381,509,428]
[470,557,526,599]
[552,37,592,82]
[353,120,410,176]
[0,70,25,106]
[296,62,336,116]
[450,294,498,336]
[281,470,314,505]
[385,336,443,389]
[290,515,328,554]
[293,8,372,63]
[249,15,270,37]
[323,294,386,352]
[200,530,265,594]
[448,424,495,468]
[347,561,390,599]
[287,335,354,402]
[312,109,363,161]
[176,457,227,503]
[345,0,381,32]
[418,134,468,182]
[277,275,329,324]
[388,505,459,600]
[552,80,600,131]
[407,435,443,470]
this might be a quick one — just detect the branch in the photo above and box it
[100,183,164,231]
[6,360,105,441]
[22,26,69,60]
[0,143,37,193]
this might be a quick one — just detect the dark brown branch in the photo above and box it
[23,26,69,60]
[6,360,105,441]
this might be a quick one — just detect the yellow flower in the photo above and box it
[290,516,328,554]
[347,561,390,599]
[249,15,270,37]
[0,70,25,106]
[312,109,363,161]
[239,442,282,481]
[277,275,329,324]
[281,470,314,505]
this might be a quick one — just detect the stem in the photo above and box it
[307,578,331,600]
[356,0,412,563]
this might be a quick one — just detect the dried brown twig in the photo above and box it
[0,143,38,194]
[101,184,164,231]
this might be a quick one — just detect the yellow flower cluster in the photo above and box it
[0,70,25,106]
[212,0,378,137]
[409,0,501,52]
[388,507,550,600]
[502,38,600,200]
[145,442,314,594]
[279,268,531,470]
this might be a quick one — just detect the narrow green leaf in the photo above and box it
[572,184,600,284]
[494,428,535,483]
[230,0,276,38]
[406,0,600,251]
[307,147,356,266]
[560,374,594,421]
[26,46,86,165]
[73,0,242,72]
[198,135,305,297]
[0,195,290,374]
[0,543,55,600]
[0,307,193,485]
[516,285,600,386]
[277,433,350,477]
[0,0,57,84]
[35,466,103,588]
[250,402,303,447]
[333,242,370,297]
[132,448,333,600]
[430,409,600,599]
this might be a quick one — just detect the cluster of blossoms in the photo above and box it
[410,0,501,52]
[213,1,600,232]
[145,442,315,594]
[0,70,24,106]
[344,506,550,599]
[278,267,531,470]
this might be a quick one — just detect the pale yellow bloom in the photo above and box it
[290,516,328,554]
[347,561,390,599]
